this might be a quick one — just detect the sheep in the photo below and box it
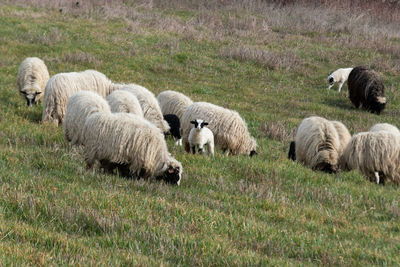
[82,112,182,185]
[164,114,182,146]
[106,90,143,117]
[188,119,214,156]
[294,116,351,173]
[63,91,111,146]
[157,90,193,120]
[369,123,400,135]
[347,66,386,115]
[327,67,353,93]
[121,84,170,133]
[340,131,400,185]
[17,57,50,106]
[181,102,257,156]
[42,70,122,125]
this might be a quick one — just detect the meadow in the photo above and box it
[0,0,400,265]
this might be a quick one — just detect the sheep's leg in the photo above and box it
[191,146,196,154]
[175,138,182,146]
[337,82,344,92]
[328,84,334,90]
[374,172,380,184]
[208,142,214,156]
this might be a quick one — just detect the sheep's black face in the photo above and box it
[288,141,296,161]
[160,166,181,185]
[250,150,257,157]
[328,77,334,85]
[190,119,208,129]
[315,162,337,174]
[21,91,41,106]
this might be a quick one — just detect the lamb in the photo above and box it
[347,66,386,115]
[327,67,353,93]
[63,91,111,146]
[369,123,400,135]
[157,90,193,120]
[294,116,351,173]
[164,114,182,146]
[17,57,50,106]
[188,119,214,156]
[181,102,257,156]
[340,131,400,185]
[121,84,170,133]
[82,112,182,185]
[106,90,143,117]
[42,70,121,125]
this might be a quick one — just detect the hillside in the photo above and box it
[0,1,399,265]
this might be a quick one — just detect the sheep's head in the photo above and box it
[157,160,182,186]
[190,119,208,130]
[20,85,42,106]
[312,150,338,173]
[247,137,257,157]
[327,76,334,86]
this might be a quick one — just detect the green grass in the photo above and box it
[1,3,400,265]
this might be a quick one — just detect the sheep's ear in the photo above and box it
[190,121,196,124]
[203,122,209,126]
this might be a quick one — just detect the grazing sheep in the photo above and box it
[82,112,182,185]
[106,90,143,117]
[340,131,400,185]
[42,70,121,125]
[347,66,386,115]
[181,102,257,156]
[157,90,193,120]
[121,84,170,133]
[327,67,353,92]
[188,119,214,156]
[164,114,182,146]
[295,116,351,173]
[63,91,111,146]
[369,123,400,135]
[17,57,50,106]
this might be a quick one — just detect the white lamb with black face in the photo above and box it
[188,119,214,156]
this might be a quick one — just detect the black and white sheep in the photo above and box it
[188,119,214,156]
[17,57,50,106]
[294,116,351,173]
[347,66,386,115]
[163,114,182,146]
[181,102,257,156]
[82,112,182,185]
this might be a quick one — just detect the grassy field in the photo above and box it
[1,1,400,265]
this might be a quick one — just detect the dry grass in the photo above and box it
[260,121,296,142]
[221,46,302,71]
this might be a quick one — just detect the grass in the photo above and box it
[1,1,400,265]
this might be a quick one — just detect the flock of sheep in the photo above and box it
[17,55,398,186]
[17,57,257,185]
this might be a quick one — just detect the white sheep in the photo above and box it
[188,119,214,156]
[340,131,400,185]
[181,102,257,156]
[295,116,351,173]
[121,84,170,133]
[369,123,400,135]
[63,91,111,146]
[42,70,121,125]
[82,112,182,185]
[106,90,143,117]
[17,57,50,106]
[327,67,353,92]
[157,90,193,120]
